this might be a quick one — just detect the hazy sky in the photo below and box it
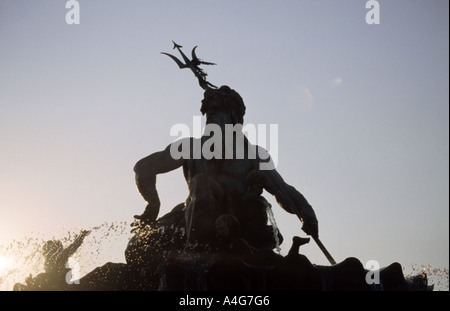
[0,0,448,275]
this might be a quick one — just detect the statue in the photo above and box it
[133,48,320,252]
[12,42,434,291]
[13,230,90,290]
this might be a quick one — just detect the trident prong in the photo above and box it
[161,41,217,90]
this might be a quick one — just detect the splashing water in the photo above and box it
[1,220,448,291]
[266,204,281,254]
[0,236,44,290]
[0,220,132,291]
[403,264,449,291]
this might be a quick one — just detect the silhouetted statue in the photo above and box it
[13,230,90,291]
[132,85,319,252]
[11,42,435,291]
[266,237,321,291]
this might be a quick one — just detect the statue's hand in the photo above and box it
[80,230,91,237]
[74,230,91,243]
[300,205,319,238]
[131,201,160,232]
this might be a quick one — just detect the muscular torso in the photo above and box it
[182,137,259,207]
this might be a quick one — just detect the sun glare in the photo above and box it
[0,255,14,275]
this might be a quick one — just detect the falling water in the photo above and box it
[265,204,281,254]
[404,264,449,291]
[0,220,132,291]
[0,220,448,291]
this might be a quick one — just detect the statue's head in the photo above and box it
[201,85,246,126]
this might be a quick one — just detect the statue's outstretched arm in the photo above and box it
[61,230,90,264]
[246,147,319,238]
[133,143,185,223]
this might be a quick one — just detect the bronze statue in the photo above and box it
[132,84,319,251]
[11,42,434,291]
[13,230,90,290]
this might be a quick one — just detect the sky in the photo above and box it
[0,0,448,283]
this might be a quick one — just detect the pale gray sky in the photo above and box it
[0,0,448,280]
